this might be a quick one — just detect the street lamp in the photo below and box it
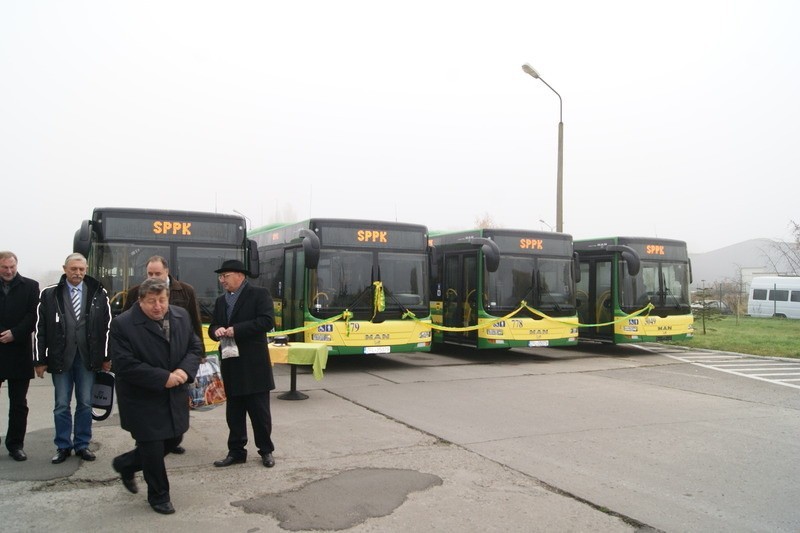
[233,209,251,230]
[538,219,555,232]
[522,63,564,233]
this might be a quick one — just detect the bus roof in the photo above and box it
[750,276,800,287]
[430,228,573,256]
[92,207,244,223]
[574,236,688,248]
[574,236,689,261]
[88,207,246,244]
[249,218,429,249]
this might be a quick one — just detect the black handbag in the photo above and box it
[91,371,115,421]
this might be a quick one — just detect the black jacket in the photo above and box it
[110,303,201,441]
[0,273,40,380]
[34,274,111,373]
[208,282,276,395]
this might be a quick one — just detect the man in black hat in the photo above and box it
[209,259,277,468]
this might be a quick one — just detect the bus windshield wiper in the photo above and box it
[199,300,215,322]
[663,287,683,309]
[538,285,562,311]
[660,272,682,309]
[341,285,374,312]
[516,269,537,307]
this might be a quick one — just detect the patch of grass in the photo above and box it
[665,316,800,358]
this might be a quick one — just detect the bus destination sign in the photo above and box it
[102,216,243,245]
[489,234,572,256]
[319,226,426,250]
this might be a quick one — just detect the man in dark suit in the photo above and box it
[110,277,202,515]
[209,259,276,468]
[122,255,204,455]
[0,251,39,462]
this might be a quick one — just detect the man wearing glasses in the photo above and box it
[209,259,276,469]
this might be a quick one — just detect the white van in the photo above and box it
[747,276,800,319]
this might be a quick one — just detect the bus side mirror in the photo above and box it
[430,245,440,274]
[607,245,641,276]
[73,220,92,257]
[573,251,581,283]
[247,239,260,278]
[299,229,320,269]
[473,238,500,273]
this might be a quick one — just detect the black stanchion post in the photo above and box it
[277,365,308,400]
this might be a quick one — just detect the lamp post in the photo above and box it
[233,209,251,230]
[522,63,564,233]
[700,280,707,335]
[538,219,555,232]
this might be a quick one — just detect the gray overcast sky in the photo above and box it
[2,0,799,280]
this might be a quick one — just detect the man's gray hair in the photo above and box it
[63,253,87,266]
[0,251,18,262]
[139,277,170,298]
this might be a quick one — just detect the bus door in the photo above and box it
[594,259,614,337]
[282,247,305,342]
[578,258,613,339]
[442,252,478,345]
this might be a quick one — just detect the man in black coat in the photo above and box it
[110,277,202,515]
[121,254,204,455]
[0,251,39,462]
[209,259,276,468]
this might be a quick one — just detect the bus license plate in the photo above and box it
[528,340,549,347]
[364,346,391,354]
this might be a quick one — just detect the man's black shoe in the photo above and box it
[150,501,175,515]
[213,455,246,467]
[121,476,138,494]
[171,445,186,455]
[51,448,71,464]
[75,448,96,461]
[9,449,27,462]
[112,457,138,494]
[262,453,275,468]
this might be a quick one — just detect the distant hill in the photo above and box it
[689,238,793,287]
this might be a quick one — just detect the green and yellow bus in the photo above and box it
[249,218,432,356]
[73,207,259,352]
[430,228,579,350]
[574,236,693,343]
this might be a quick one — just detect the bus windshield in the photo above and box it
[621,260,691,312]
[379,252,428,308]
[92,242,241,321]
[485,256,575,314]
[309,250,428,315]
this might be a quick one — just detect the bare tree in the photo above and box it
[474,212,498,229]
[763,221,800,275]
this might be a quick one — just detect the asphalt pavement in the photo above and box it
[0,361,638,533]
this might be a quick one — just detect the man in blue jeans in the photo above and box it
[35,253,111,464]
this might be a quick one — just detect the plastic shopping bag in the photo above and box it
[188,355,226,410]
